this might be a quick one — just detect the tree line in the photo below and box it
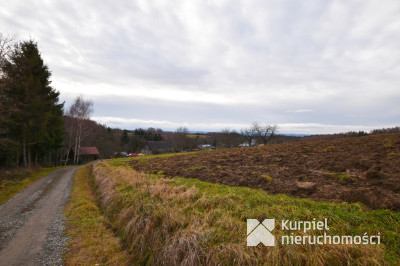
[97,123,280,155]
[0,35,118,167]
[136,123,279,152]
[1,35,64,168]
[0,35,124,167]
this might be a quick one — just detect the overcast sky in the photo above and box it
[1,0,399,134]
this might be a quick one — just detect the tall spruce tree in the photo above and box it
[0,40,64,167]
[0,33,18,167]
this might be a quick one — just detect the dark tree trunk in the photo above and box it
[22,139,27,168]
[27,144,31,169]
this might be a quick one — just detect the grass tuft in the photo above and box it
[337,173,355,183]
[262,174,274,182]
[189,165,207,170]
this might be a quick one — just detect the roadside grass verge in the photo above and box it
[92,161,400,265]
[0,166,67,205]
[64,166,130,265]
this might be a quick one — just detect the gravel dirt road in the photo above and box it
[0,165,84,266]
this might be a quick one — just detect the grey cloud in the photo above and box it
[2,0,399,133]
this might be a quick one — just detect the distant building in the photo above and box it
[141,141,173,155]
[78,147,100,162]
[239,140,258,147]
[197,144,212,150]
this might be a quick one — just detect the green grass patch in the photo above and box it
[325,172,336,178]
[261,174,274,182]
[189,165,206,170]
[91,162,400,265]
[0,166,68,205]
[337,173,355,183]
[173,176,399,263]
[323,145,336,152]
[108,157,134,167]
[64,166,130,265]
[325,172,355,183]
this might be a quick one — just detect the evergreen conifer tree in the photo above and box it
[0,40,64,167]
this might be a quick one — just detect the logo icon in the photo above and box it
[247,219,275,246]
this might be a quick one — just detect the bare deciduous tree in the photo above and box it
[252,122,278,145]
[0,33,17,65]
[219,128,241,148]
[65,96,94,164]
[240,126,257,146]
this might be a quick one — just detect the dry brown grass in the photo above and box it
[92,163,215,264]
[89,162,394,265]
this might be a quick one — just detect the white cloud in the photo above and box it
[93,116,390,135]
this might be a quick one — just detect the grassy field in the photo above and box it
[82,159,399,265]
[63,166,130,265]
[0,166,68,205]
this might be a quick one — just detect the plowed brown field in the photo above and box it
[129,133,400,210]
